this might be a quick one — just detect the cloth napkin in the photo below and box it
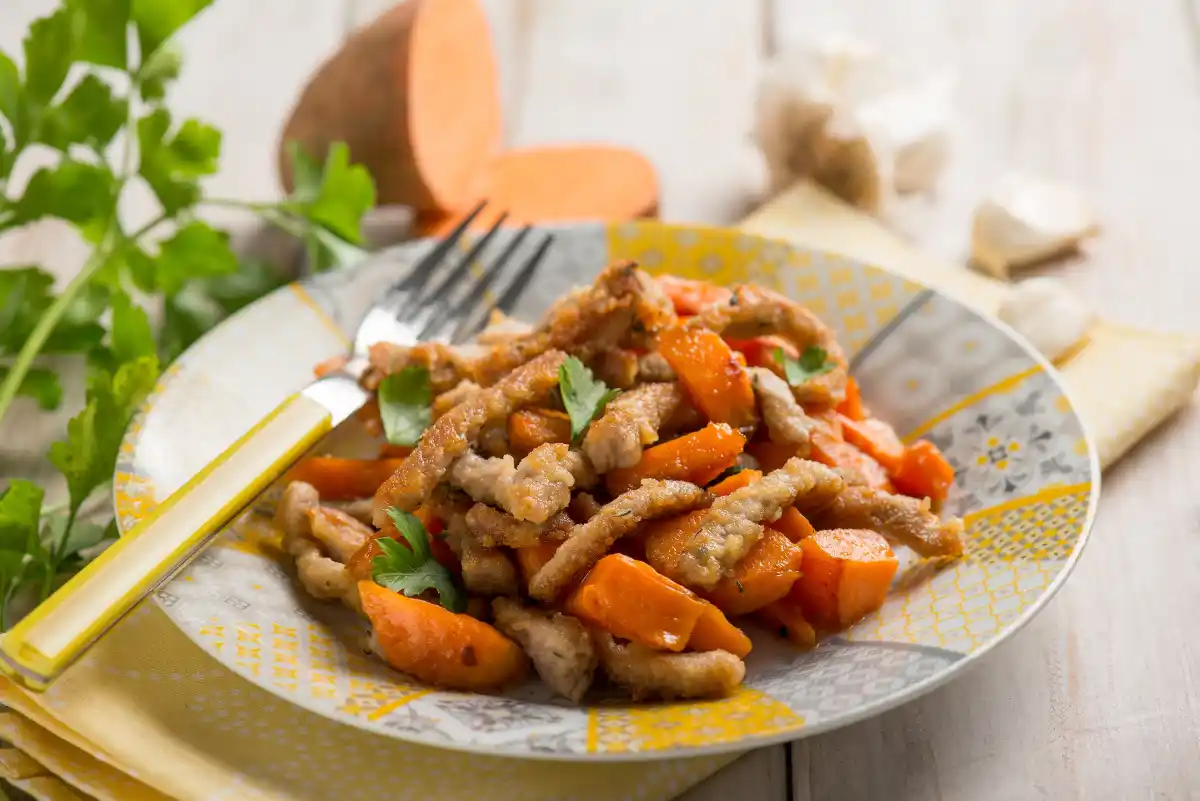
[2,181,1197,801]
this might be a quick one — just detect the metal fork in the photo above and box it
[0,204,552,691]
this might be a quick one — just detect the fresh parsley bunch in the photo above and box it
[0,0,376,627]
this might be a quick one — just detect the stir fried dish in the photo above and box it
[276,263,964,703]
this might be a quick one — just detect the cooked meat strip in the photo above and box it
[465,504,573,548]
[671,458,844,590]
[433,379,482,419]
[277,481,319,556]
[366,341,472,393]
[327,498,374,525]
[749,367,814,451]
[593,633,744,701]
[448,443,594,523]
[276,482,357,603]
[637,351,676,382]
[692,285,848,405]
[306,507,372,563]
[492,598,597,702]
[470,262,673,386]
[528,479,711,601]
[568,492,604,522]
[591,348,641,389]
[582,382,687,473]
[373,350,567,523]
[437,506,520,597]
[798,486,965,558]
[476,309,533,345]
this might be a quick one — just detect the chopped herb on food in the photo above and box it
[775,346,834,387]
[372,507,464,612]
[558,356,620,441]
[377,365,432,446]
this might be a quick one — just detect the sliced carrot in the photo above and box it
[605,422,746,495]
[708,468,762,495]
[564,554,706,652]
[808,407,844,440]
[790,529,899,631]
[892,440,956,504]
[702,529,804,616]
[836,376,867,421]
[655,275,732,315]
[359,581,527,692]
[689,602,753,658]
[280,0,502,209]
[769,506,816,542]
[642,510,708,582]
[285,457,407,501]
[514,541,560,588]
[810,432,894,491]
[726,335,798,369]
[839,414,905,474]
[757,600,817,649]
[379,443,414,458]
[746,439,800,473]
[413,145,659,235]
[657,326,756,428]
[507,408,571,454]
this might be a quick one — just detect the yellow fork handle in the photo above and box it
[0,390,341,691]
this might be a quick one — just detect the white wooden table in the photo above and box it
[2,1,1198,799]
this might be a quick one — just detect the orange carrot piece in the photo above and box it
[359,581,527,692]
[769,506,816,542]
[708,468,763,495]
[746,440,800,473]
[507,408,571,454]
[839,414,905,474]
[836,376,867,421]
[605,422,746,495]
[514,541,560,588]
[565,554,706,652]
[757,600,817,649]
[702,529,805,616]
[790,529,899,631]
[726,335,798,369]
[413,145,659,235]
[657,326,757,428]
[808,407,844,440]
[280,0,502,209]
[689,602,753,658]
[892,440,956,504]
[810,433,894,491]
[642,510,708,582]
[655,275,732,315]
[285,457,407,501]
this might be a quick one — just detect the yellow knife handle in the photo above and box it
[0,382,359,691]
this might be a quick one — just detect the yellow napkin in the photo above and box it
[2,181,1197,801]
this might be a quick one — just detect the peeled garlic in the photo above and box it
[971,174,1099,278]
[752,37,953,214]
[996,277,1094,362]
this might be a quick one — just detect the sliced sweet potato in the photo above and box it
[565,554,706,652]
[514,541,561,588]
[689,603,753,659]
[746,439,800,473]
[285,457,408,501]
[839,414,905,474]
[656,276,733,315]
[605,422,746,495]
[790,529,899,631]
[757,599,817,649]
[359,581,527,692]
[892,440,956,504]
[810,432,893,491]
[708,468,762,495]
[641,510,708,581]
[507,408,571,454]
[657,326,756,428]
[769,506,815,542]
[835,376,867,421]
[702,529,804,616]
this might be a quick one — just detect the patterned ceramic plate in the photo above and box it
[114,222,1099,760]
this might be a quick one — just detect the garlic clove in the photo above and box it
[996,276,1094,363]
[971,173,1099,278]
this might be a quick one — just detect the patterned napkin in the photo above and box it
[1,181,1196,801]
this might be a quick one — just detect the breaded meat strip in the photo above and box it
[492,598,597,702]
[448,443,595,523]
[276,482,355,603]
[432,379,482,419]
[582,382,687,473]
[427,487,520,597]
[798,486,965,558]
[529,479,710,602]
[748,367,814,451]
[593,633,744,701]
[373,350,566,524]
[465,504,574,548]
[306,507,372,562]
[672,458,844,590]
[693,285,848,406]
[365,341,472,394]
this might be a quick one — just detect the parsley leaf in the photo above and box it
[137,108,221,216]
[39,74,125,151]
[131,0,213,60]
[138,44,181,102]
[0,267,105,355]
[377,366,432,447]
[775,346,835,387]
[14,159,117,238]
[289,142,375,243]
[373,508,464,612]
[0,50,22,136]
[152,220,238,296]
[22,9,73,115]
[559,356,619,441]
[109,293,156,363]
[0,366,62,410]
[0,480,45,553]
[67,0,130,69]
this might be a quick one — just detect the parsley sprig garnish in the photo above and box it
[377,366,432,447]
[558,356,619,441]
[775,346,835,387]
[372,508,464,613]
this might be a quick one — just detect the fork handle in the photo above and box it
[0,376,368,690]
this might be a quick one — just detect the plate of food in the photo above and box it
[113,221,1098,759]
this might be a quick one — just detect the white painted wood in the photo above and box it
[678,747,790,801]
